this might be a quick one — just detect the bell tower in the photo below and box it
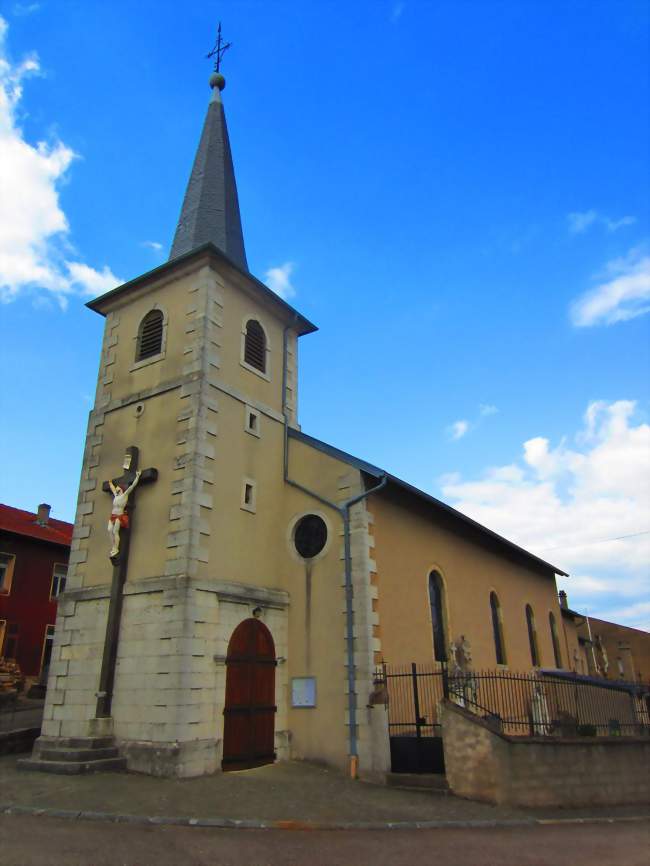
[26,43,317,777]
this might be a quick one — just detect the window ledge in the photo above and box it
[130,351,165,372]
[240,360,270,382]
[240,503,257,514]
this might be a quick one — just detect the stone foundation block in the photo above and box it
[121,737,220,777]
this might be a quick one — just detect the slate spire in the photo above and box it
[170,71,248,270]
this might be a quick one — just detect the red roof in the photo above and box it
[0,504,73,547]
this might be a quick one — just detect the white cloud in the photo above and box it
[0,16,120,307]
[602,601,650,632]
[12,3,40,14]
[567,210,636,235]
[440,400,650,629]
[567,210,598,235]
[446,405,498,441]
[141,240,163,252]
[448,420,469,441]
[604,215,636,232]
[66,262,120,296]
[570,248,650,327]
[265,261,295,299]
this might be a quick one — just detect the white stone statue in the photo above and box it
[449,639,461,675]
[449,635,472,674]
[107,471,141,558]
[459,635,472,669]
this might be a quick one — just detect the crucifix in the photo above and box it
[206,21,232,73]
[95,446,158,718]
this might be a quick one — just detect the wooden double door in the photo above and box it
[222,618,277,771]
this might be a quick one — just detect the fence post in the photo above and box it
[629,690,640,735]
[441,661,449,700]
[411,662,422,737]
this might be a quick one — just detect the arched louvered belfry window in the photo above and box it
[549,611,562,668]
[525,604,539,667]
[136,309,164,361]
[428,571,447,662]
[244,319,266,373]
[490,592,507,666]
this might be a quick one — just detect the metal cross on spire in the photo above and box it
[206,22,232,73]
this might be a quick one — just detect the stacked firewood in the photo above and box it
[0,658,23,695]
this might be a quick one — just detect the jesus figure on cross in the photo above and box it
[107,471,141,558]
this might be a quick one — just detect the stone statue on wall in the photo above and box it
[596,636,609,674]
[448,635,476,708]
[107,471,141,558]
[459,635,472,670]
[449,635,473,674]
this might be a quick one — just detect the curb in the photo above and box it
[1,805,648,831]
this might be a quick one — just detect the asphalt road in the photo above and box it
[0,815,648,866]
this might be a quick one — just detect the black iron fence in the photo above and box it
[448,668,650,737]
[377,662,650,763]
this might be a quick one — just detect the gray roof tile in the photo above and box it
[170,89,247,270]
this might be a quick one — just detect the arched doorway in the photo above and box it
[222,617,277,771]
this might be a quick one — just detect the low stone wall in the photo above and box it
[0,727,40,755]
[440,699,650,807]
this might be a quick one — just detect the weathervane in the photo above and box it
[207,22,231,73]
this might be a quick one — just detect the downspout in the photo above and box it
[571,614,589,674]
[282,325,388,777]
[561,613,573,672]
[585,614,600,676]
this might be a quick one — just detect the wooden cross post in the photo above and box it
[96,446,158,718]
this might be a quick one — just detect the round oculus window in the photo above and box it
[293,514,328,559]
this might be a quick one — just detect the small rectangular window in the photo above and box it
[244,405,261,437]
[51,563,68,599]
[241,479,257,513]
[0,553,15,594]
[41,624,56,674]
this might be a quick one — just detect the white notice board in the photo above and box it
[291,677,317,708]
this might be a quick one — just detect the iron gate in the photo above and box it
[380,662,447,774]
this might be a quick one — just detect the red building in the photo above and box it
[0,503,73,680]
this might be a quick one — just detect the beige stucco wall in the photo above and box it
[47,252,382,774]
[369,489,566,672]
[559,612,650,682]
[51,243,585,778]
[69,254,302,593]
[584,617,650,683]
[560,613,590,675]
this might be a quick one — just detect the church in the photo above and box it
[26,63,571,780]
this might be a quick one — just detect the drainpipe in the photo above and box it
[585,614,600,676]
[282,325,388,777]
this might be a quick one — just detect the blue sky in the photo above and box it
[1,1,648,628]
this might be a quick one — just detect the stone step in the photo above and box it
[36,736,115,750]
[37,746,120,762]
[386,772,449,793]
[17,756,127,775]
